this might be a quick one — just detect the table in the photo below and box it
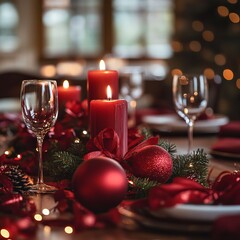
[26,134,237,240]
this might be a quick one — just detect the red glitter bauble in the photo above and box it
[127,145,173,183]
[72,157,128,213]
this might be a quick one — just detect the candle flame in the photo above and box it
[107,85,112,100]
[99,60,106,70]
[63,80,69,89]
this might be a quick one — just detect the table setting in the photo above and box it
[0,65,240,240]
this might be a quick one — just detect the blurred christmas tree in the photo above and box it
[170,0,240,119]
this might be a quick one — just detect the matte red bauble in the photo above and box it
[72,157,128,213]
[127,145,172,183]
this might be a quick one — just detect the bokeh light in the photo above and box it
[217,6,229,17]
[223,69,234,80]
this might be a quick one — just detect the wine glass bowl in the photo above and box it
[173,74,208,153]
[21,80,58,193]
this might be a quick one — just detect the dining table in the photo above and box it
[0,100,238,240]
[14,135,237,240]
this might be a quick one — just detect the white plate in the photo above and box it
[0,98,20,112]
[150,204,240,221]
[142,114,229,133]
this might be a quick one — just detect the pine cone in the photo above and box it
[0,164,33,192]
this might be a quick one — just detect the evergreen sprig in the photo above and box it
[170,149,209,186]
[128,175,159,198]
[43,139,86,180]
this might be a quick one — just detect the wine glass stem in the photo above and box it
[188,119,194,154]
[37,136,44,185]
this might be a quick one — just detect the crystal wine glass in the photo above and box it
[120,67,144,127]
[173,74,208,153]
[20,80,58,193]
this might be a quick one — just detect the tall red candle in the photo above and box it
[58,80,81,107]
[87,60,119,106]
[90,86,128,158]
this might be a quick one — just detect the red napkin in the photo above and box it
[212,215,240,240]
[218,121,240,138]
[211,138,240,155]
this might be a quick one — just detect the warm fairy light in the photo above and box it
[202,30,214,42]
[223,69,234,80]
[130,100,137,108]
[228,0,238,4]
[192,20,204,32]
[236,79,240,89]
[189,41,201,52]
[4,150,9,155]
[99,60,106,70]
[229,12,239,23]
[43,226,51,237]
[171,41,183,52]
[40,65,56,78]
[217,6,229,17]
[204,68,215,79]
[63,80,69,89]
[34,214,43,221]
[42,208,50,216]
[171,68,182,76]
[82,130,88,135]
[214,54,226,66]
[107,85,112,100]
[64,226,73,234]
[128,180,134,185]
[0,229,10,239]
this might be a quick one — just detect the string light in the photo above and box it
[217,6,229,17]
[0,229,10,239]
[64,226,73,234]
[192,20,204,32]
[34,214,43,222]
[214,54,226,66]
[189,41,201,52]
[202,30,214,42]
[42,208,50,216]
[229,12,239,23]
[236,79,240,89]
[223,69,234,80]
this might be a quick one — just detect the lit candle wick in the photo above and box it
[63,80,69,89]
[99,60,106,70]
[107,85,112,101]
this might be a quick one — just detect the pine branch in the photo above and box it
[127,175,159,198]
[44,151,83,180]
[158,139,177,157]
[170,149,209,186]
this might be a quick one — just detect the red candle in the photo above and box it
[87,60,119,106]
[90,86,128,158]
[58,80,81,107]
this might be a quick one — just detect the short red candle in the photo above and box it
[90,98,128,158]
[87,60,119,106]
[58,80,81,107]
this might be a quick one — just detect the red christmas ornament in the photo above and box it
[127,145,173,183]
[72,157,128,213]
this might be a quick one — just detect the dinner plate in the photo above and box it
[150,204,240,221]
[210,150,240,160]
[119,204,212,233]
[0,98,20,112]
[142,114,229,133]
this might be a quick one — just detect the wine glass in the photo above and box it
[20,80,58,193]
[120,67,144,127]
[173,74,208,153]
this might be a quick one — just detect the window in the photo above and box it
[42,0,173,59]
[0,1,19,52]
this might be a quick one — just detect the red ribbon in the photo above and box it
[148,171,240,210]
[84,128,159,162]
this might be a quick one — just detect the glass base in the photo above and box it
[29,183,57,194]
